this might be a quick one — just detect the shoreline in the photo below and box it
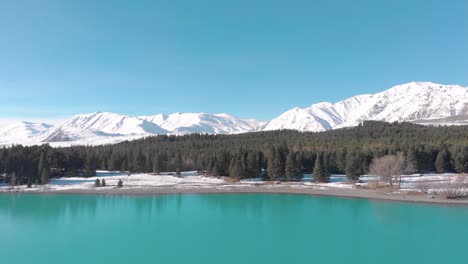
[3,184,468,206]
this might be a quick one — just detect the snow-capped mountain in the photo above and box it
[0,81,467,146]
[53,112,167,136]
[0,122,52,144]
[37,112,169,143]
[139,112,266,134]
[0,112,265,146]
[263,82,468,132]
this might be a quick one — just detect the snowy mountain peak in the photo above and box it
[0,111,266,146]
[59,112,168,135]
[139,112,266,135]
[263,81,468,132]
[0,121,52,143]
[0,81,466,146]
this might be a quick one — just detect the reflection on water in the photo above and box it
[1,194,468,264]
[0,194,98,222]
[2,194,466,224]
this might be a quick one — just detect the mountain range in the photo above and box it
[1,81,467,146]
[262,81,468,131]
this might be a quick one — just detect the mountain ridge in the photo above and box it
[263,81,468,131]
[0,81,467,146]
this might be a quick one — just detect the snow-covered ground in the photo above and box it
[0,171,225,192]
[0,171,464,194]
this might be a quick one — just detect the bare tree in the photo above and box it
[442,174,468,198]
[415,179,433,194]
[369,153,406,189]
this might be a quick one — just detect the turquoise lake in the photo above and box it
[1,194,467,264]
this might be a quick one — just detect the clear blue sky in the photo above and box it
[0,0,467,122]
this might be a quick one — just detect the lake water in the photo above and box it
[1,194,467,264]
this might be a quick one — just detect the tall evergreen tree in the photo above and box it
[285,152,303,181]
[84,154,97,177]
[246,151,260,178]
[132,151,146,172]
[37,152,45,179]
[435,149,452,173]
[9,172,16,186]
[228,156,244,179]
[267,148,285,180]
[153,154,161,174]
[313,153,329,182]
[405,148,418,173]
[41,169,49,185]
[108,152,120,171]
[345,153,365,181]
[454,147,468,173]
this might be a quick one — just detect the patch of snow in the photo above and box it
[0,170,464,195]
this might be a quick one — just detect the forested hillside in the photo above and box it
[1,121,468,185]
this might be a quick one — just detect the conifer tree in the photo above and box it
[345,153,364,181]
[212,161,223,176]
[435,149,451,173]
[133,151,146,172]
[145,151,152,172]
[285,152,303,181]
[268,148,285,180]
[108,152,119,171]
[84,153,97,177]
[405,148,418,173]
[228,156,244,179]
[454,147,468,173]
[174,152,183,171]
[313,153,329,182]
[206,157,215,175]
[37,153,45,179]
[41,169,49,185]
[153,154,161,174]
[9,172,16,186]
[246,151,260,178]
[266,148,278,180]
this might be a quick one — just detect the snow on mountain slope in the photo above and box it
[0,122,52,144]
[36,112,169,144]
[263,82,468,132]
[336,82,468,127]
[260,107,334,132]
[0,112,265,146]
[56,112,169,135]
[138,113,168,126]
[1,81,467,145]
[140,112,266,134]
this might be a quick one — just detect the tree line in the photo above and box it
[1,121,468,186]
